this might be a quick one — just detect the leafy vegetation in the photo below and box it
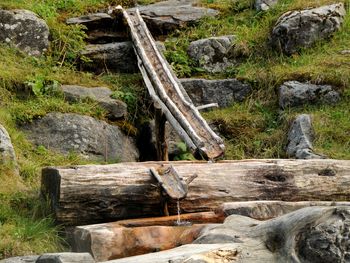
[0,0,349,259]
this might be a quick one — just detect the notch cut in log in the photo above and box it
[41,159,350,225]
[115,6,225,160]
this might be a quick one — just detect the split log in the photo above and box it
[104,206,350,263]
[41,159,350,225]
[72,212,222,261]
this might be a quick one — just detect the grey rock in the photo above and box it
[286,114,325,159]
[0,256,38,263]
[81,41,165,73]
[0,124,18,171]
[129,0,218,35]
[255,0,278,11]
[270,3,346,55]
[66,13,128,44]
[0,9,49,56]
[36,253,95,263]
[22,113,139,162]
[66,13,113,26]
[81,42,138,73]
[187,35,235,73]
[279,81,340,109]
[180,78,251,107]
[60,85,127,119]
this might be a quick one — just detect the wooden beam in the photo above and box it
[41,159,350,225]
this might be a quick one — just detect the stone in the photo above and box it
[36,253,95,263]
[66,13,128,44]
[180,78,251,107]
[270,3,346,55]
[129,0,218,35]
[187,35,235,73]
[81,41,165,73]
[279,81,340,109]
[60,85,127,120]
[21,113,139,162]
[255,0,278,11]
[286,114,325,159]
[0,256,38,263]
[0,9,49,56]
[66,12,113,27]
[81,42,138,74]
[0,124,18,171]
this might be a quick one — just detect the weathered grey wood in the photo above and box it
[217,200,350,220]
[119,7,224,159]
[41,159,350,225]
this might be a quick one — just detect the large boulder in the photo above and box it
[180,78,251,107]
[129,0,218,35]
[21,113,139,162]
[81,42,138,74]
[187,35,235,73]
[0,124,18,170]
[60,85,127,120]
[279,81,340,109]
[270,3,346,55]
[255,0,278,11]
[0,9,49,56]
[286,114,325,159]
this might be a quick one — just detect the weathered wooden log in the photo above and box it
[104,206,350,263]
[217,200,350,220]
[41,159,350,225]
[72,212,223,261]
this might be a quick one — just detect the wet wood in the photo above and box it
[41,159,350,225]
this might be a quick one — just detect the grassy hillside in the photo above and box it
[0,0,349,258]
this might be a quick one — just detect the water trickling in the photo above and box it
[176,199,181,225]
[175,199,192,226]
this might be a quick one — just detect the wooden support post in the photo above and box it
[155,108,168,161]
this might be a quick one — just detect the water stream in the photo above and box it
[175,199,192,226]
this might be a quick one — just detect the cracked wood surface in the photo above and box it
[120,7,224,160]
[41,159,350,225]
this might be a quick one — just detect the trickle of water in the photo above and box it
[175,199,192,226]
[176,199,181,225]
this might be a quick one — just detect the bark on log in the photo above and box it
[41,159,350,225]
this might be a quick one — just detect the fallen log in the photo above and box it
[104,206,350,263]
[41,159,350,225]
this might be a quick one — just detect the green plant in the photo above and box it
[172,142,196,161]
[25,75,60,97]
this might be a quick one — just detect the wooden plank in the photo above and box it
[41,159,350,225]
